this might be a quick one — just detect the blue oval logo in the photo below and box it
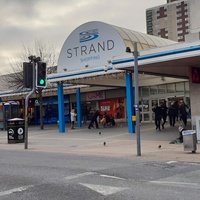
[80,29,98,43]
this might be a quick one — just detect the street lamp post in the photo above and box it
[126,43,141,156]
[133,43,141,156]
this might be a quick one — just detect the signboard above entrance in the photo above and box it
[58,21,126,73]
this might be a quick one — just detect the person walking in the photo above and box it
[88,110,100,129]
[160,101,168,129]
[168,102,176,126]
[70,109,77,129]
[152,103,162,131]
[174,100,179,121]
[179,100,188,126]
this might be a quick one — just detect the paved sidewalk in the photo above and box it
[0,122,199,163]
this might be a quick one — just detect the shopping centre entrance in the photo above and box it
[47,21,200,142]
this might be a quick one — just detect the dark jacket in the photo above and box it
[168,105,176,116]
[161,105,168,117]
[179,105,187,117]
[153,106,162,118]
[91,110,100,120]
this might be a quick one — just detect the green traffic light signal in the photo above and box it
[36,62,47,87]
[39,79,45,85]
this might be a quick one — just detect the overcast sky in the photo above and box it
[0,0,166,75]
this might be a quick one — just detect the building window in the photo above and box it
[185,82,189,92]
[142,99,149,112]
[157,7,167,19]
[142,87,149,96]
[158,28,168,39]
[178,35,184,39]
[175,82,184,92]
[167,83,175,93]
[147,17,152,21]
[144,113,150,121]
[158,85,166,94]
[150,86,158,95]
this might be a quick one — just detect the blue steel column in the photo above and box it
[57,82,65,133]
[126,72,135,133]
[76,88,82,127]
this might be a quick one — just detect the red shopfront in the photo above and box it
[99,98,125,119]
[83,91,125,120]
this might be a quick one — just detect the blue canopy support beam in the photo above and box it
[76,88,82,127]
[57,82,65,133]
[126,72,135,133]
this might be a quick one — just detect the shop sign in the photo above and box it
[86,91,105,101]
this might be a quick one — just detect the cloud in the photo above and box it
[0,0,166,74]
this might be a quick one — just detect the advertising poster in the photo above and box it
[99,98,125,119]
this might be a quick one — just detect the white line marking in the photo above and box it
[150,181,198,186]
[79,183,128,196]
[0,185,34,197]
[100,174,126,180]
[64,172,96,180]
[166,161,178,164]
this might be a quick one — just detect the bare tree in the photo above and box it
[4,40,58,129]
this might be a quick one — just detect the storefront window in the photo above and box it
[185,81,189,92]
[175,82,184,92]
[167,83,175,93]
[141,87,149,96]
[158,85,166,94]
[142,99,149,112]
[151,99,158,108]
[150,86,158,95]
[35,95,70,124]
[144,113,150,121]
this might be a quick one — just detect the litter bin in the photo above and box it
[7,118,25,144]
[182,130,197,153]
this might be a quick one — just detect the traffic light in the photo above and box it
[23,62,34,88]
[36,62,47,88]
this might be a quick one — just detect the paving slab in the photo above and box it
[0,122,199,163]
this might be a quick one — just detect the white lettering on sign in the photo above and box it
[67,40,114,58]
[101,106,110,111]
[86,91,105,101]
[80,55,100,62]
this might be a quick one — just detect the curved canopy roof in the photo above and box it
[112,25,177,52]
[49,21,178,84]
[57,21,177,74]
